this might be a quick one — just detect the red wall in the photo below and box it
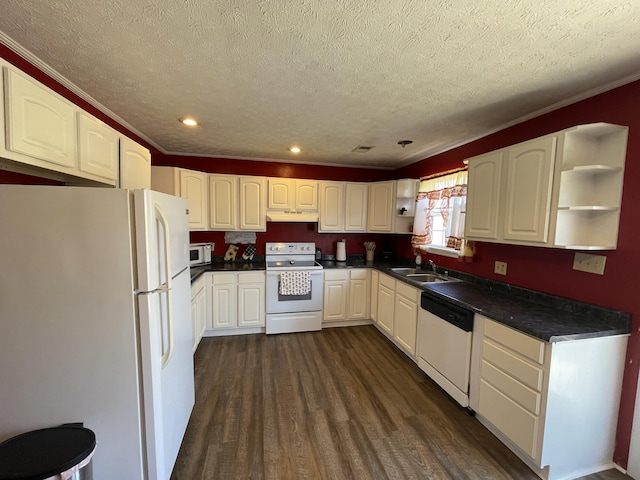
[2,42,640,467]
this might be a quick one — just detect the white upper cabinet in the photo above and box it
[368,181,395,232]
[119,136,151,190]
[151,166,206,228]
[239,176,267,231]
[209,174,238,230]
[319,182,344,232]
[394,179,419,234]
[209,174,267,231]
[465,123,628,250]
[319,181,368,233]
[4,67,76,169]
[465,150,504,240]
[267,178,318,215]
[344,182,368,232]
[77,112,119,182]
[503,136,556,243]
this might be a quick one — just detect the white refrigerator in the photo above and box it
[0,185,195,480]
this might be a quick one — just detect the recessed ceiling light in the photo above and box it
[179,117,199,127]
[289,146,302,153]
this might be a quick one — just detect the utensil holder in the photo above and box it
[366,250,374,262]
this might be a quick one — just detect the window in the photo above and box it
[411,169,468,258]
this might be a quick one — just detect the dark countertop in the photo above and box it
[319,256,630,343]
[190,260,266,282]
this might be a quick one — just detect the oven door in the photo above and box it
[266,270,324,314]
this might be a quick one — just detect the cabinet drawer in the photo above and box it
[483,340,544,391]
[350,268,368,280]
[484,319,545,364]
[481,360,541,414]
[211,273,236,285]
[395,281,419,302]
[479,379,540,459]
[324,269,348,281]
[238,272,265,284]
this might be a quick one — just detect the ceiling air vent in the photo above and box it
[352,145,375,153]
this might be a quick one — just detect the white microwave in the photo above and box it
[189,243,213,266]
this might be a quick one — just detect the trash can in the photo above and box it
[0,424,96,480]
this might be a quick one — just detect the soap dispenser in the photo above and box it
[415,254,422,267]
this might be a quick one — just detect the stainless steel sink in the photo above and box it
[390,267,421,275]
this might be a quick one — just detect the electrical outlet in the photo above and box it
[573,253,606,275]
[494,261,507,275]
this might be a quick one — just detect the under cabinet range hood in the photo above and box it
[266,211,319,222]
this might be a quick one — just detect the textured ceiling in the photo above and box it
[1,1,640,169]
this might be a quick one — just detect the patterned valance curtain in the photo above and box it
[411,170,467,250]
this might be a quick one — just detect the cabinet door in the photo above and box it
[323,279,348,321]
[209,175,238,230]
[368,181,395,232]
[348,278,369,320]
[77,112,119,181]
[5,68,76,168]
[465,151,504,240]
[503,136,556,243]
[240,176,267,231]
[195,286,206,345]
[319,182,344,232]
[377,282,395,334]
[394,289,418,355]
[345,183,368,232]
[180,169,208,230]
[268,178,295,209]
[370,270,379,323]
[296,180,318,210]
[120,137,151,189]
[210,282,237,329]
[238,282,265,327]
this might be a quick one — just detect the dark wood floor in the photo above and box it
[171,325,632,480]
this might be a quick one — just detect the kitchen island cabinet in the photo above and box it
[470,315,628,480]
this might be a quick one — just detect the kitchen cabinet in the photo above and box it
[208,174,267,231]
[190,275,206,353]
[319,182,369,233]
[471,315,628,480]
[367,181,395,232]
[319,182,344,232]
[465,123,628,249]
[344,183,368,231]
[4,66,76,169]
[1,63,120,186]
[268,178,318,211]
[206,272,265,332]
[322,269,370,324]
[119,136,151,189]
[393,281,419,356]
[394,179,419,234]
[323,270,348,321]
[370,270,379,323]
[150,166,206,228]
[77,111,119,183]
[376,273,396,334]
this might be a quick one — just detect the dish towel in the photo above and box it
[279,271,311,296]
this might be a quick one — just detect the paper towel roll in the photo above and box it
[336,240,346,262]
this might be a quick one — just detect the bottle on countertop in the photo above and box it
[415,254,422,266]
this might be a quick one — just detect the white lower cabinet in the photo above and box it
[190,275,206,352]
[374,273,419,358]
[205,271,265,333]
[370,270,379,323]
[471,315,628,480]
[322,269,370,324]
[393,281,419,356]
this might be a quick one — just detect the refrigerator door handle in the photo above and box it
[154,204,174,368]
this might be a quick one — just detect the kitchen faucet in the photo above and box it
[429,259,437,273]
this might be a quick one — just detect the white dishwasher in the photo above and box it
[417,291,474,407]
